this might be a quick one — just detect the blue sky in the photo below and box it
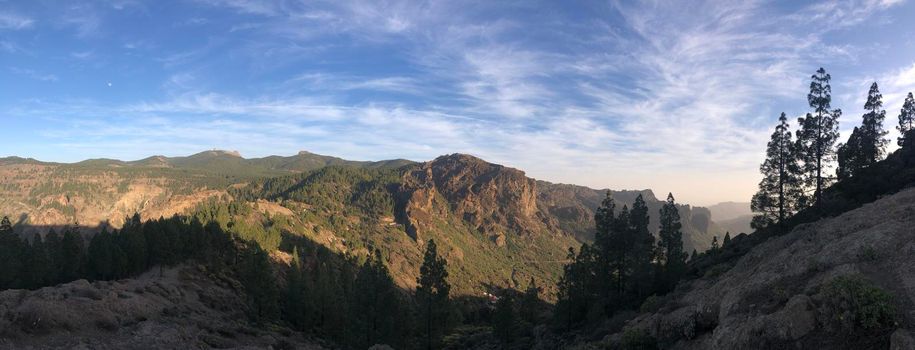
[2,0,915,205]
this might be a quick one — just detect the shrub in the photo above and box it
[820,275,896,331]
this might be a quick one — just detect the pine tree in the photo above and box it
[59,226,85,283]
[628,194,655,302]
[22,233,51,289]
[859,82,889,165]
[592,191,616,312]
[492,293,518,346]
[752,113,804,229]
[0,216,22,289]
[898,92,915,146]
[723,232,731,247]
[416,239,452,350]
[797,67,841,208]
[837,126,864,180]
[657,193,686,291]
[238,244,279,323]
[350,250,404,349]
[709,236,720,254]
[520,277,542,324]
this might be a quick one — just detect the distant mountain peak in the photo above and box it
[194,150,242,158]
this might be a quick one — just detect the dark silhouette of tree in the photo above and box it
[416,239,452,350]
[752,113,804,229]
[860,82,889,164]
[349,250,406,349]
[520,277,542,324]
[898,92,915,146]
[492,292,518,346]
[657,193,686,291]
[59,226,86,283]
[0,217,22,289]
[723,232,731,247]
[838,83,889,180]
[628,195,655,303]
[238,244,279,323]
[797,67,841,208]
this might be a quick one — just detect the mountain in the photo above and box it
[0,150,725,297]
[707,201,751,221]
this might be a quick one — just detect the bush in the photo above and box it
[820,275,896,331]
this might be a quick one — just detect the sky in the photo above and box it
[2,0,915,206]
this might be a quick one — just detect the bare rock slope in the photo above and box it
[616,187,915,349]
[0,265,325,349]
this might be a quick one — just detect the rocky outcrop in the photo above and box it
[610,187,915,349]
[397,154,544,242]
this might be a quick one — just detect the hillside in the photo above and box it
[0,150,411,232]
[604,186,915,349]
[0,264,327,349]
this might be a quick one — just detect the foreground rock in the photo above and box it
[610,187,915,349]
[0,265,326,349]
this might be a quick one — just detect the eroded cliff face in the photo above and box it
[398,154,545,245]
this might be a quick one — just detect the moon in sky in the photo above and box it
[107,82,113,87]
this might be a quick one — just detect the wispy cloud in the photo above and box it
[2,0,912,204]
[0,12,33,30]
[10,67,58,82]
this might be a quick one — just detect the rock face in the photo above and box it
[397,154,723,252]
[398,154,543,242]
[614,187,915,349]
[0,265,325,349]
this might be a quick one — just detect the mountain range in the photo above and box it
[0,150,728,295]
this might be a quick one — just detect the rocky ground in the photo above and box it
[0,265,326,349]
[606,187,915,349]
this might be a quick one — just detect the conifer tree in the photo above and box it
[350,250,404,349]
[520,277,542,324]
[417,239,452,350]
[239,244,279,323]
[657,193,686,290]
[628,194,654,302]
[837,127,864,180]
[59,226,85,283]
[492,293,518,346]
[723,232,731,247]
[709,236,720,254]
[0,217,21,289]
[796,67,841,208]
[753,113,804,229]
[859,82,889,165]
[898,92,915,146]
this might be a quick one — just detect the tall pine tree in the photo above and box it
[796,67,841,208]
[752,112,803,228]
[416,239,452,350]
[898,92,915,146]
[859,82,889,165]
[657,193,686,291]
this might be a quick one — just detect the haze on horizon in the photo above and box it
[2,0,915,206]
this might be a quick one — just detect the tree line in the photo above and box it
[552,192,687,329]
[752,67,915,229]
[0,203,459,350]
